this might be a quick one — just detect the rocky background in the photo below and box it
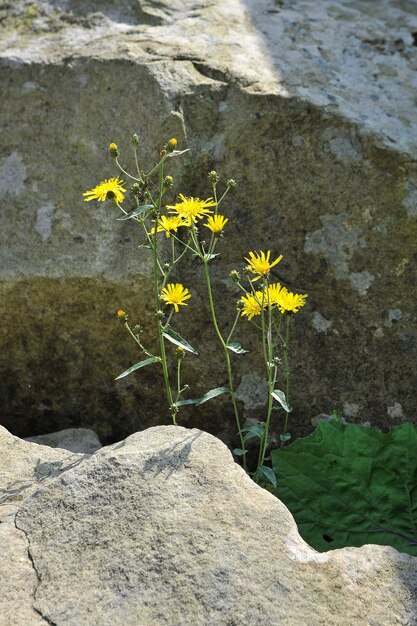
[1,0,417,445]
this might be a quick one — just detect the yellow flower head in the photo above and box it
[167,193,216,225]
[161,283,191,313]
[240,292,265,320]
[109,143,119,158]
[277,290,308,314]
[166,138,177,152]
[244,250,283,281]
[83,177,126,203]
[267,282,284,307]
[204,214,229,235]
[151,215,185,238]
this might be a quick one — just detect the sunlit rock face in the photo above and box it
[1,0,416,443]
[2,425,417,625]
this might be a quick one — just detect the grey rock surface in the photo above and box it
[25,427,102,453]
[1,424,416,625]
[1,0,417,443]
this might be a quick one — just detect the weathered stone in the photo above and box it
[1,0,417,444]
[1,425,416,625]
[25,427,102,453]
[0,425,85,626]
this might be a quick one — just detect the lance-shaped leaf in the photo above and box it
[271,421,417,556]
[227,341,249,354]
[271,389,292,413]
[115,356,160,380]
[176,386,229,407]
[117,204,154,220]
[162,327,198,355]
[257,465,277,488]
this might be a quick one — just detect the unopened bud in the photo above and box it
[236,299,244,311]
[229,270,240,283]
[166,138,177,153]
[227,178,236,188]
[133,324,143,335]
[209,170,219,185]
[155,309,165,321]
[131,133,140,147]
[116,309,127,321]
[243,266,251,276]
[131,183,141,196]
[163,175,174,188]
[109,143,119,158]
[176,346,185,359]
[163,262,171,272]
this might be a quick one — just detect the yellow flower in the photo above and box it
[166,138,177,152]
[245,250,283,281]
[204,214,229,235]
[109,143,119,158]
[267,282,284,307]
[161,283,191,313]
[240,292,264,320]
[277,290,308,314]
[83,177,126,203]
[167,193,216,225]
[150,215,185,238]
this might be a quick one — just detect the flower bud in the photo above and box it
[163,262,171,272]
[109,143,119,158]
[166,138,177,153]
[131,183,141,196]
[229,270,240,283]
[133,324,143,335]
[236,299,244,311]
[131,133,140,147]
[116,309,127,321]
[176,346,185,359]
[163,175,174,188]
[227,178,236,188]
[155,309,165,320]
[209,170,219,185]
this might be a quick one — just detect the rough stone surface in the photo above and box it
[25,427,102,453]
[1,0,417,443]
[1,424,416,625]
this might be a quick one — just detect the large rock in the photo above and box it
[25,427,102,453]
[1,0,417,443]
[1,424,416,625]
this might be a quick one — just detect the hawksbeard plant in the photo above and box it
[83,135,308,484]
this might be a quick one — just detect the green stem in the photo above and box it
[226,310,241,344]
[203,259,247,470]
[124,322,154,358]
[115,157,141,182]
[256,285,276,474]
[281,314,291,446]
[152,160,176,424]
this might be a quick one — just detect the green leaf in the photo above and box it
[176,386,229,407]
[271,389,292,413]
[162,327,198,355]
[279,432,292,443]
[117,204,154,220]
[241,423,265,443]
[167,149,190,158]
[115,356,160,380]
[233,448,248,456]
[257,465,277,488]
[271,421,417,556]
[227,341,249,354]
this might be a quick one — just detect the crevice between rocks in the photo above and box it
[13,511,57,626]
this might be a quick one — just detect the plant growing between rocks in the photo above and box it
[83,135,308,483]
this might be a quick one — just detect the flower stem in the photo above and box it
[281,314,291,446]
[152,159,176,424]
[203,259,247,469]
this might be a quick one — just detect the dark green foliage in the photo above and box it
[271,420,417,556]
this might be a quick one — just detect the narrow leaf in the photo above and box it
[167,149,190,158]
[162,327,198,355]
[271,389,292,413]
[227,341,249,354]
[242,424,265,442]
[176,386,229,407]
[115,356,160,380]
[257,465,277,488]
[233,448,248,457]
[117,204,154,220]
